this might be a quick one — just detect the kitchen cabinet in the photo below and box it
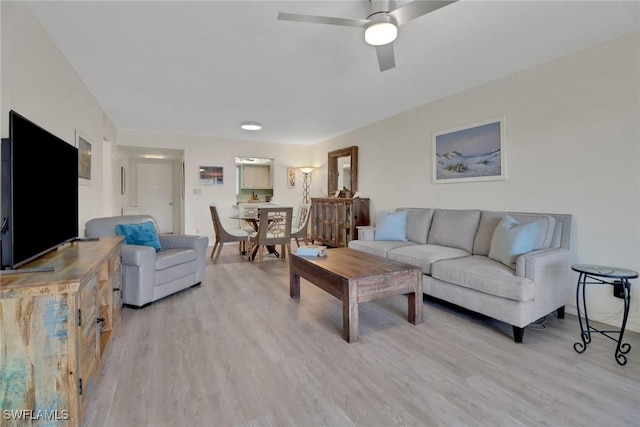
[241,165,271,189]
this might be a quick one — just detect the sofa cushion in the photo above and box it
[387,244,470,275]
[473,211,506,256]
[431,255,535,302]
[428,209,481,253]
[474,211,556,255]
[156,248,198,270]
[115,221,162,251]
[375,210,408,241]
[489,216,540,269]
[398,208,433,244]
[348,240,416,258]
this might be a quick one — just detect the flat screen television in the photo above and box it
[1,110,79,269]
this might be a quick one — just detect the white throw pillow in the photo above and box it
[489,215,540,269]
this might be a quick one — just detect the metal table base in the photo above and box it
[572,264,638,366]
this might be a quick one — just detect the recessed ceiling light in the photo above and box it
[241,122,262,131]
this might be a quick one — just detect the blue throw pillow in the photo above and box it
[489,215,540,269]
[375,210,408,241]
[115,221,162,251]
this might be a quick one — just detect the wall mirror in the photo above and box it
[328,146,358,196]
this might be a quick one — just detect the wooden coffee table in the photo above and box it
[289,247,423,342]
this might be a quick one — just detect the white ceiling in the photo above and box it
[27,1,640,145]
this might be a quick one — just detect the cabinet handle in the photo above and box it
[96,317,106,324]
[112,287,121,292]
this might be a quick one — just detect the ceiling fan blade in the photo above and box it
[375,43,395,72]
[389,1,457,26]
[278,12,369,28]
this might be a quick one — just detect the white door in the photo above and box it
[137,163,174,233]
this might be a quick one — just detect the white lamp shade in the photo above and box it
[298,166,315,174]
[364,22,398,46]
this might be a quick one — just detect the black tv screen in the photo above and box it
[1,110,79,269]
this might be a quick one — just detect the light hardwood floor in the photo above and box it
[84,245,640,427]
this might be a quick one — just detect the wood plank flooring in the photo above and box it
[83,245,640,427]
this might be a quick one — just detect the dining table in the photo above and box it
[230,213,286,261]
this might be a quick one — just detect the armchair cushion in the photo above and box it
[156,248,197,270]
[115,221,162,251]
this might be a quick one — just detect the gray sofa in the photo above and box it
[85,215,208,308]
[348,208,572,342]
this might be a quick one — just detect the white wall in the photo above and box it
[317,32,640,332]
[116,129,315,244]
[4,1,637,333]
[0,2,109,228]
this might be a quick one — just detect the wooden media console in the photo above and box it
[0,236,123,426]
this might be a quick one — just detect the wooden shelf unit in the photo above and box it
[311,197,370,248]
[0,236,123,427]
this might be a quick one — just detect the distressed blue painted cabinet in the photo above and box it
[0,236,123,427]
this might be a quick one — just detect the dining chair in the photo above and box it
[291,203,312,247]
[209,206,250,264]
[248,207,293,268]
[237,203,260,233]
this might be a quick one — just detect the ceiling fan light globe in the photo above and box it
[365,22,397,46]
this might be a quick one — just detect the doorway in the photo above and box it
[116,146,184,234]
[137,163,174,233]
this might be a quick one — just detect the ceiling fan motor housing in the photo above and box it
[364,12,398,46]
[278,0,458,71]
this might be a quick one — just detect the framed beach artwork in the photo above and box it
[433,117,506,184]
[199,166,224,185]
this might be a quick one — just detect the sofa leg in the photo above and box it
[191,282,202,288]
[557,305,565,319]
[513,326,525,343]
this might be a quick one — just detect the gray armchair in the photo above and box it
[85,215,208,308]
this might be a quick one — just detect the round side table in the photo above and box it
[572,264,638,365]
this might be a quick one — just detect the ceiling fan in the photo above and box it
[278,0,457,72]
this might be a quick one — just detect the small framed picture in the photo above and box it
[287,167,296,188]
[76,130,92,186]
[199,166,224,185]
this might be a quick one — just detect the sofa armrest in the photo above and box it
[516,248,570,314]
[120,244,156,307]
[357,226,376,241]
[516,248,569,280]
[160,234,209,283]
